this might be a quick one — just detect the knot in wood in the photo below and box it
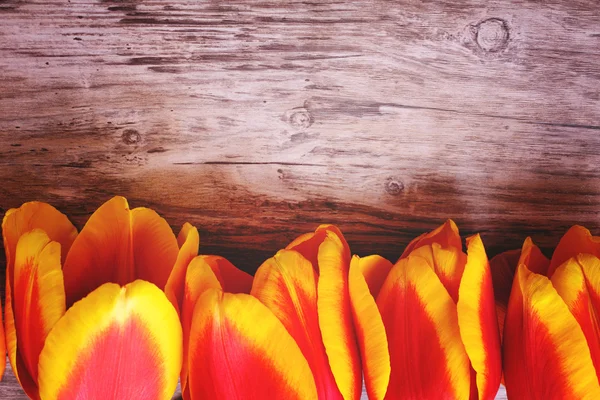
[475,18,509,53]
[122,129,141,144]
[285,108,313,129]
[385,177,404,195]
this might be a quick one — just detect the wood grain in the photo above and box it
[0,0,597,398]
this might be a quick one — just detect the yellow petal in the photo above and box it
[377,256,471,399]
[2,202,77,282]
[165,223,200,316]
[399,219,462,259]
[552,254,600,384]
[407,243,466,302]
[12,230,65,389]
[348,255,391,400]
[252,250,342,399]
[180,256,223,396]
[318,231,361,400]
[38,280,182,400]
[457,235,502,400]
[548,225,600,277]
[503,264,600,399]
[188,289,318,399]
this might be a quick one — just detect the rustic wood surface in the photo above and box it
[2,0,599,398]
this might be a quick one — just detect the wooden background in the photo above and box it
[3,0,600,398]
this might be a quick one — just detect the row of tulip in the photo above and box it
[1,196,599,400]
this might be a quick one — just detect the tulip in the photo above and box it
[2,198,185,399]
[494,226,600,398]
[349,220,502,399]
[170,255,253,399]
[251,225,362,400]
[182,224,361,399]
[173,253,317,400]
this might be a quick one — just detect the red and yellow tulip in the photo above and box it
[349,220,502,399]
[251,225,361,400]
[174,255,253,399]
[492,226,600,398]
[177,224,361,399]
[2,197,184,399]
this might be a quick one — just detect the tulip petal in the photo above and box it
[165,223,200,315]
[12,230,66,390]
[503,264,600,399]
[548,225,600,277]
[287,224,350,272]
[348,255,392,400]
[489,249,521,341]
[202,255,253,294]
[407,243,466,302]
[62,196,179,306]
[178,255,251,398]
[377,256,471,399]
[318,231,362,400]
[552,254,600,383]
[2,202,77,278]
[519,237,550,276]
[457,235,502,400]
[399,219,462,259]
[37,280,182,400]
[252,250,342,399]
[180,256,223,397]
[188,289,318,400]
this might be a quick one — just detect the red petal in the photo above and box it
[399,219,462,260]
[378,256,471,399]
[165,223,200,316]
[37,281,182,400]
[188,290,318,399]
[503,264,600,399]
[548,225,600,277]
[489,249,520,342]
[252,250,343,399]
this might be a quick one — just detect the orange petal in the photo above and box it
[2,202,77,281]
[489,249,520,342]
[252,250,342,399]
[519,237,550,276]
[201,255,253,294]
[407,243,466,303]
[188,289,317,399]
[317,230,361,400]
[399,219,462,259]
[552,254,600,383]
[37,280,182,400]
[503,264,600,399]
[62,196,179,306]
[457,235,502,400]
[180,256,223,396]
[548,225,600,277]
[377,256,471,399]
[165,223,200,316]
[286,224,350,272]
[348,255,392,400]
[11,230,66,394]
